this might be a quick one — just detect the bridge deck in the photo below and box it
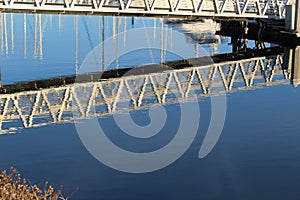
[0,0,290,19]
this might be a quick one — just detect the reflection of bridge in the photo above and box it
[0,47,291,134]
[0,0,291,19]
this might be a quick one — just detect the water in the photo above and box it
[0,13,300,200]
[0,14,233,84]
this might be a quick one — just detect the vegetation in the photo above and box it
[0,167,66,200]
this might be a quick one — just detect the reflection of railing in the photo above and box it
[0,0,290,19]
[0,48,290,134]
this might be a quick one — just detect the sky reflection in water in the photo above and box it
[0,13,300,200]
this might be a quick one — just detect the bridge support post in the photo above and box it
[283,47,293,70]
[295,0,300,33]
[285,0,300,34]
[286,0,300,33]
[285,4,295,31]
[292,46,300,87]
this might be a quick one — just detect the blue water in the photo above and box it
[0,14,232,84]
[1,13,300,200]
[1,84,300,199]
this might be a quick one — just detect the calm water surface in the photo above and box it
[0,13,300,200]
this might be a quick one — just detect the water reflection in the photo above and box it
[0,14,233,85]
[0,13,295,135]
[0,13,300,199]
[0,46,293,134]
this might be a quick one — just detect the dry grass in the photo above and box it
[0,166,66,200]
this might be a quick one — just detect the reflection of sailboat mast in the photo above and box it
[98,16,101,40]
[75,15,78,73]
[39,14,43,60]
[124,16,126,48]
[160,19,163,63]
[163,25,167,61]
[113,16,116,38]
[10,13,14,53]
[24,14,27,59]
[102,16,104,71]
[169,26,172,50]
[292,47,300,87]
[58,14,61,32]
[34,14,37,58]
[50,14,52,30]
[3,14,8,55]
[131,17,134,28]
[211,43,217,55]
[116,17,120,70]
[153,18,156,41]
[0,14,3,54]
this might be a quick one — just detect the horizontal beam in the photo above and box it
[0,0,289,19]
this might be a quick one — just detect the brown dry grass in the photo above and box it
[0,166,67,200]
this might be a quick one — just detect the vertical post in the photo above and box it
[243,20,248,49]
[231,37,238,52]
[283,47,293,71]
[295,0,300,32]
[285,4,295,31]
[292,46,300,87]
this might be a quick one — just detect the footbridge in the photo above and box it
[0,0,292,19]
[0,47,293,134]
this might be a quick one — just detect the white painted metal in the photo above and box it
[0,0,291,19]
[0,53,289,134]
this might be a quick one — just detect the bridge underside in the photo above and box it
[0,0,289,19]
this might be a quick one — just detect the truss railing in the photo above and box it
[0,0,291,19]
[0,51,290,134]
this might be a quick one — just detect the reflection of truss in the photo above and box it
[0,0,290,19]
[0,53,289,134]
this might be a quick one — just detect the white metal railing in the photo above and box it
[0,0,291,19]
[0,53,290,134]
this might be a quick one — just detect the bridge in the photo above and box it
[0,0,292,19]
[0,47,292,134]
